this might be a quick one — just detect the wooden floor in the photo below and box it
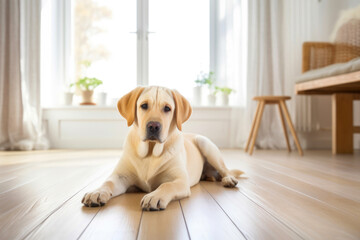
[0,150,359,240]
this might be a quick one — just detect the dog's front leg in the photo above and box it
[82,172,132,207]
[141,178,190,211]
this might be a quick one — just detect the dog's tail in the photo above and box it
[194,135,244,178]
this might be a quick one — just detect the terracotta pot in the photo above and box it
[80,90,95,105]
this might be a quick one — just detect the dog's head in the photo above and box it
[117,86,192,143]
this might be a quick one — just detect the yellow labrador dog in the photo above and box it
[82,86,243,210]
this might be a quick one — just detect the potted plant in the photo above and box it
[215,86,235,106]
[202,72,216,106]
[193,76,204,106]
[71,77,103,105]
[194,71,215,106]
[207,88,217,106]
[97,91,108,106]
[64,83,75,106]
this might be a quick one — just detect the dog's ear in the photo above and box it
[118,87,145,126]
[171,90,192,131]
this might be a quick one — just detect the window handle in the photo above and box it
[129,31,155,40]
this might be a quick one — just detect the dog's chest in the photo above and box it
[133,156,166,192]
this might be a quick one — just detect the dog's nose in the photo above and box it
[147,121,162,134]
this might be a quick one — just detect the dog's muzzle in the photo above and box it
[146,121,162,141]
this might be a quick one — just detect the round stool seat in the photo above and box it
[253,96,291,101]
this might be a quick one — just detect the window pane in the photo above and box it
[148,0,210,100]
[73,0,137,102]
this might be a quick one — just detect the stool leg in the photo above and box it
[249,100,265,155]
[278,102,291,152]
[280,100,303,156]
[245,102,261,152]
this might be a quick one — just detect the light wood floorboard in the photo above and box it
[138,200,189,240]
[0,149,359,240]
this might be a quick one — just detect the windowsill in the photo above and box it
[42,104,244,149]
[42,105,242,110]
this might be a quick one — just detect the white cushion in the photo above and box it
[297,57,360,83]
[330,5,360,42]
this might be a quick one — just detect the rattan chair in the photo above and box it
[295,18,360,154]
[302,19,360,73]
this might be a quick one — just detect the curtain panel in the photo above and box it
[0,0,48,150]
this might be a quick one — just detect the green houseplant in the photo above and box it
[215,86,235,106]
[71,77,103,105]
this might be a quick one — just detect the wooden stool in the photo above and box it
[245,96,303,156]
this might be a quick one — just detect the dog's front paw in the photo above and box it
[221,176,238,188]
[140,192,169,211]
[82,188,112,207]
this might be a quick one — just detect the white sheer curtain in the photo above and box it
[243,0,287,149]
[214,0,288,148]
[212,0,248,147]
[223,0,288,148]
[0,0,48,150]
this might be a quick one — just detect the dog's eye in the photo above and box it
[164,106,171,112]
[141,103,148,110]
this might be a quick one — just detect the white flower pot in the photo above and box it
[193,86,202,106]
[207,94,216,106]
[219,93,229,106]
[64,92,73,105]
[97,92,108,106]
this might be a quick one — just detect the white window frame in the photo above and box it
[209,0,217,77]
[136,0,149,85]
[40,0,72,107]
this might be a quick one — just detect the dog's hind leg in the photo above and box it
[195,135,243,187]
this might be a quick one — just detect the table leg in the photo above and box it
[332,94,353,154]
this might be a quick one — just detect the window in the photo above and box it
[148,0,210,100]
[41,0,230,106]
[73,0,137,100]
[72,0,209,102]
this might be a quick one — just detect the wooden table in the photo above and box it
[295,70,360,154]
